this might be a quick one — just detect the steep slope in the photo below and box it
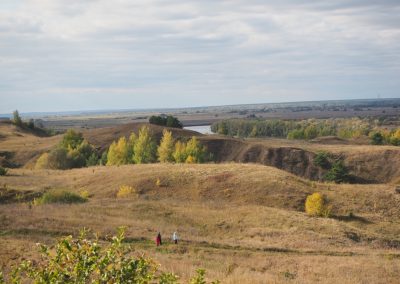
[200,136,400,183]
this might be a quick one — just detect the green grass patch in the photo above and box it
[34,190,87,205]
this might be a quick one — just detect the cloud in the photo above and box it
[0,0,399,112]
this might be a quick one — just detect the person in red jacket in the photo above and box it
[156,232,162,246]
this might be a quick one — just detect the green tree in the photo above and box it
[127,132,137,161]
[370,132,384,145]
[313,151,331,169]
[100,151,108,165]
[157,129,174,162]
[133,126,156,164]
[12,110,22,126]
[46,147,70,169]
[0,166,7,176]
[60,129,84,150]
[324,160,349,183]
[304,125,318,140]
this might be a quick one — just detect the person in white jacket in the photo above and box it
[172,231,179,244]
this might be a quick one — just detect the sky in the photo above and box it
[0,0,399,113]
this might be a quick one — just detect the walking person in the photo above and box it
[172,231,178,244]
[156,232,162,246]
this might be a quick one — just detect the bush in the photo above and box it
[34,190,87,205]
[2,228,217,284]
[305,192,331,217]
[0,166,7,176]
[117,185,137,198]
[79,189,90,199]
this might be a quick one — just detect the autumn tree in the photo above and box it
[107,137,130,166]
[172,141,187,163]
[133,126,156,164]
[157,129,174,163]
[185,136,206,163]
[60,129,84,149]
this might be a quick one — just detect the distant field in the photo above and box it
[16,98,400,130]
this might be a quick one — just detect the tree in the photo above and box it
[185,137,206,163]
[27,119,35,129]
[127,132,137,160]
[304,125,318,140]
[67,148,86,168]
[149,115,182,128]
[46,147,70,170]
[390,129,400,146]
[157,129,174,162]
[12,110,22,126]
[172,141,187,163]
[166,115,183,128]
[60,129,84,150]
[86,153,99,167]
[370,132,384,145]
[100,151,108,165]
[324,160,349,183]
[107,137,130,166]
[313,151,331,169]
[133,126,156,164]
[0,166,7,176]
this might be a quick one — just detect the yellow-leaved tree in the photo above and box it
[172,140,187,163]
[133,126,156,164]
[106,137,130,166]
[390,129,400,146]
[185,136,206,163]
[157,129,174,163]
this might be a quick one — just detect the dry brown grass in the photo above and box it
[1,164,400,283]
[2,120,400,183]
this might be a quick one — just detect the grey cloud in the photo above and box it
[0,0,399,112]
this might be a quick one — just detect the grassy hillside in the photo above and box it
[0,164,400,283]
[2,121,400,183]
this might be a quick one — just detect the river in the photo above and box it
[183,125,212,134]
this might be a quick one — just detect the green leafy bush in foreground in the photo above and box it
[34,190,87,205]
[1,228,218,284]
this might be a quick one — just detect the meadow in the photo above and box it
[1,114,400,283]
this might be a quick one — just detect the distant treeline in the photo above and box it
[211,118,400,145]
[149,115,183,128]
